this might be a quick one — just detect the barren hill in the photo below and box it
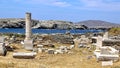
[77,20,120,29]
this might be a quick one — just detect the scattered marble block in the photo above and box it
[38,48,43,53]
[24,39,33,50]
[38,48,48,53]
[33,48,38,52]
[13,52,36,59]
[69,45,75,49]
[55,49,63,54]
[102,61,113,66]
[37,44,43,48]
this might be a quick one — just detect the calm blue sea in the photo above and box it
[0,28,103,34]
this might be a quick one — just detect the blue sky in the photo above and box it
[0,0,120,24]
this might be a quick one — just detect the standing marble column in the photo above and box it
[24,12,33,50]
[25,12,32,40]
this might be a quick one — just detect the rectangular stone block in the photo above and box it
[102,61,113,66]
[13,52,36,59]
[24,39,33,50]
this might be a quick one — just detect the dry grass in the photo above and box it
[0,43,120,68]
[109,27,120,36]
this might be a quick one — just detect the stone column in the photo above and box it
[97,36,103,47]
[25,12,32,40]
[24,12,33,50]
[95,36,103,51]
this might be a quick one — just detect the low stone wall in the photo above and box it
[102,40,120,46]
[42,34,74,44]
[51,34,74,44]
[102,40,120,52]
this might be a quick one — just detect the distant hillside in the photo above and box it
[77,20,120,29]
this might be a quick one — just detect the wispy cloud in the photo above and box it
[14,0,71,7]
[52,1,71,7]
[28,0,120,11]
[80,0,102,7]
[79,0,120,11]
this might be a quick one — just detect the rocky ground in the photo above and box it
[0,34,120,68]
[0,43,120,68]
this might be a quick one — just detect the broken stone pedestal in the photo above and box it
[24,39,33,50]
[48,49,54,54]
[0,36,5,43]
[0,43,7,56]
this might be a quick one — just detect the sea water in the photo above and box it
[0,28,103,34]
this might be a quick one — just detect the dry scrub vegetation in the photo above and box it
[109,27,120,36]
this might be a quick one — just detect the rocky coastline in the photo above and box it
[0,18,119,30]
[0,18,87,30]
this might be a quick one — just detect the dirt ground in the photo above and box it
[0,43,120,68]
